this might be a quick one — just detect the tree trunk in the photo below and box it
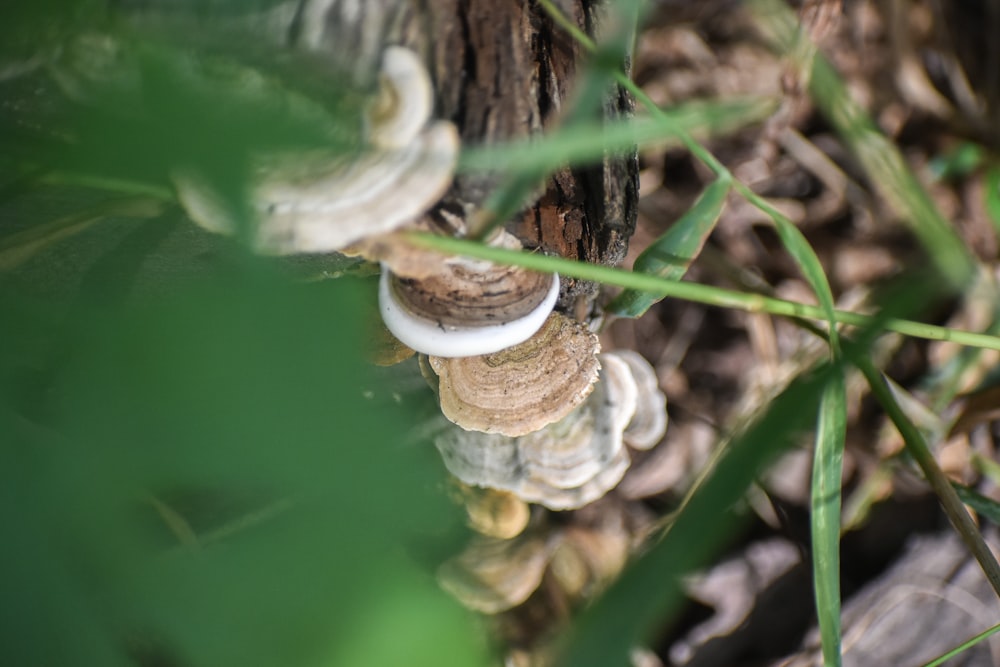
[5,1,637,312]
[302,0,638,311]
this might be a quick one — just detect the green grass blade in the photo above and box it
[984,167,1000,234]
[405,233,1000,352]
[737,185,841,351]
[745,0,975,289]
[812,368,847,667]
[606,176,730,317]
[554,362,840,667]
[951,482,1000,525]
[459,99,778,174]
[850,350,1000,599]
[920,623,1000,667]
[0,196,164,271]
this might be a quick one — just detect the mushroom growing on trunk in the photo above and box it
[434,350,668,511]
[175,46,459,255]
[427,312,602,437]
[378,229,560,357]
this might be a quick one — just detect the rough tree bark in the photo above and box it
[5,1,637,309]
[302,0,638,312]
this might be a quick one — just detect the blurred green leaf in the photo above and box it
[0,0,104,69]
[983,166,1000,234]
[952,483,1000,525]
[114,0,293,16]
[605,176,730,317]
[0,264,482,667]
[812,369,847,667]
[928,142,983,181]
[555,361,840,667]
[0,196,163,271]
[459,99,777,175]
[323,563,490,667]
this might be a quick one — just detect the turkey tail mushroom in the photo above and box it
[427,312,601,436]
[175,46,458,255]
[433,350,666,511]
[378,230,560,358]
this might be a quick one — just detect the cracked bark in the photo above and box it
[308,0,638,312]
[428,0,638,311]
[8,1,637,311]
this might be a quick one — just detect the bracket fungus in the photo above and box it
[439,497,655,618]
[461,486,532,540]
[618,349,669,450]
[366,45,435,150]
[434,350,666,511]
[175,45,458,255]
[437,533,557,614]
[428,312,601,436]
[378,230,560,358]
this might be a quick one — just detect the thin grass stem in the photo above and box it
[406,232,1000,352]
[920,623,1000,667]
[39,171,175,201]
[850,352,1000,600]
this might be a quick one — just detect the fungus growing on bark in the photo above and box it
[461,486,532,540]
[175,46,458,255]
[437,533,557,614]
[427,312,601,436]
[433,350,666,511]
[618,349,669,450]
[377,230,560,358]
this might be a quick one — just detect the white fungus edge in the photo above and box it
[378,265,560,357]
[369,46,434,150]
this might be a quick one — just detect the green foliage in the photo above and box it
[605,176,730,318]
[985,166,1000,233]
[556,362,842,667]
[1,4,488,665]
[812,372,848,667]
[929,142,984,181]
[0,270,487,667]
[6,1,1000,666]
[458,100,775,175]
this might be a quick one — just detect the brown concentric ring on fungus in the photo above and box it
[387,248,554,329]
[429,312,601,437]
[433,351,658,510]
[376,229,560,357]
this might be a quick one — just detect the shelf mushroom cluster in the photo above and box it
[433,348,667,510]
[438,496,652,615]
[384,230,669,511]
[436,494,665,667]
[175,46,459,256]
[172,42,669,514]
[386,228,669,511]
[378,229,562,359]
[168,41,671,662]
